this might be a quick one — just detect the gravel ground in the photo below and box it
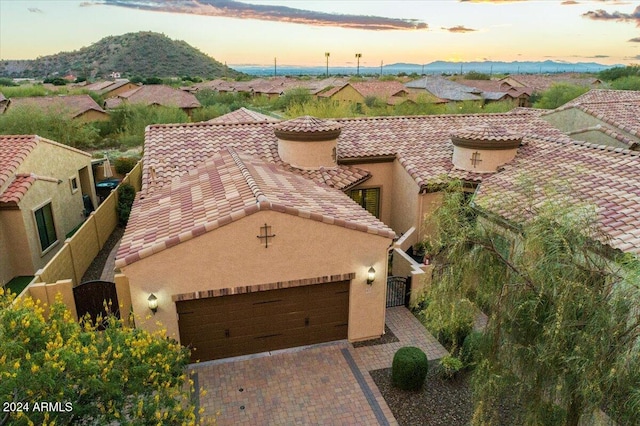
[371,362,522,426]
[80,227,124,283]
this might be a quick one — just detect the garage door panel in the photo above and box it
[178,280,350,362]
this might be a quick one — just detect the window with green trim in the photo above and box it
[35,203,57,252]
[349,187,380,218]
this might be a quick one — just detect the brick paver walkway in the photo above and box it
[352,306,448,372]
[191,306,447,425]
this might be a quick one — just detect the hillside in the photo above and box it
[0,32,244,79]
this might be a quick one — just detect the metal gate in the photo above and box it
[73,280,120,329]
[386,276,411,308]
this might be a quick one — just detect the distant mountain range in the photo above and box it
[233,60,621,77]
[0,32,244,80]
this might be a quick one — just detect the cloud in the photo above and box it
[459,0,527,3]
[629,37,640,42]
[101,0,428,31]
[442,25,478,33]
[28,7,43,13]
[561,1,579,5]
[582,5,640,26]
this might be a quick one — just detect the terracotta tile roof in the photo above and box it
[451,125,521,143]
[143,112,569,198]
[0,136,38,190]
[142,122,370,195]
[567,89,640,106]
[0,174,35,204]
[85,79,133,95]
[546,90,640,146]
[115,148,395,267]
[273,116,342,134]
[350,81,408,99]
[8,95,106,119]
[475,140,640,254]
[104,85,201,109]
[207,107,279,124]
[501,73,600,93]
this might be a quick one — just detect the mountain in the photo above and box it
[233,60,620,77]
[0,32,244,79]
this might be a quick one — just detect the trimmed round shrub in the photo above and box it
[114,156,139,175]
[460,330,485,368]
[391,346,429,391]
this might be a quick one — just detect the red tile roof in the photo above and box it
[0,135,38,190]
[0,174,35,204]
[143,112,570,198]
[207,107,279,124]
[8,95,106,119]
[115,148,395,267]
[142,121,371,196]
[475,140,640,254]
[104,85,201,109]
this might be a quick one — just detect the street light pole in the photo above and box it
[355,53,362,76]
[325,52,330,77]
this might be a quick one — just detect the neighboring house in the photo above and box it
[207,107,279,124]
[114,111,570,362]
[318,81,412,106]
[85,79,139,99]
[5,95,109,122]
[541,89,640,150]
[455,79,532,107]
[0,135,97,286]
[0,93,8,113]
[498,73,602,94]
[405,76,482,103]
[475,139,640,255]
[104,85,201,115]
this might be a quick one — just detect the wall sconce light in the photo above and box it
[147,293,158,314]
[367,266,376,285]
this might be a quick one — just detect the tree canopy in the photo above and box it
[532,83,589,109]
[422,181,640,425]
[0,289,203,425]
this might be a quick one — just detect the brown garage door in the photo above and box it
[177,280,349,362]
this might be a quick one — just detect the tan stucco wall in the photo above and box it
[543,108,640,147]
[278,138,337,169]
[390,160,421,243]
[121,210,392,344]
[452,146,518,173]
[77,109,109,122]
[28,279,77,320]
[0,209,33,285]
[418,191,445,240]
[348,161,394,225]
[15,141,95,275]
[103,83,138,99]
[330,85,365,104]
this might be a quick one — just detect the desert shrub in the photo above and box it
[424,296,475,352]
[533,83,588,109]
[114,156,139,175]
[391,346,429,391]
[439,355,463,379]
[116,183,136,227]
[460,330,485,367]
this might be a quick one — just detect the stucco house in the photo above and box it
[104,85,201,115]
[318,81,412,106]
[540,89,640,150]
[207,107,279,124]
[114,110,570,361]
[0,135,97,286]
[5,95,109,122]
[85,79,139,99]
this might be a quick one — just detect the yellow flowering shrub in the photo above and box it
[0,291,202,425]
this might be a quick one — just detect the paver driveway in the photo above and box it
[190,307,447,425]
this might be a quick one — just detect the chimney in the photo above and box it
[274,116,342,170]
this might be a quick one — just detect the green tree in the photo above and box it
[0,289,204,425]
[423,181,640,426]
[532,83,589,109]
[598,65,640,81]
[610,75,640,91]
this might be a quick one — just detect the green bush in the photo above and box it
[391,346,429,391]
[116,184,136,227]
[114,157,139,175]
[460,330,485,368]
[439,355,463,379]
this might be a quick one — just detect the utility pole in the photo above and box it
[274,57,277,77]
[355,53,362,76]
[380,60,383,77]
[325,52,330,77]
[421,63,425,75]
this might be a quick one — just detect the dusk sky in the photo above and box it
[1,0,639,67]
